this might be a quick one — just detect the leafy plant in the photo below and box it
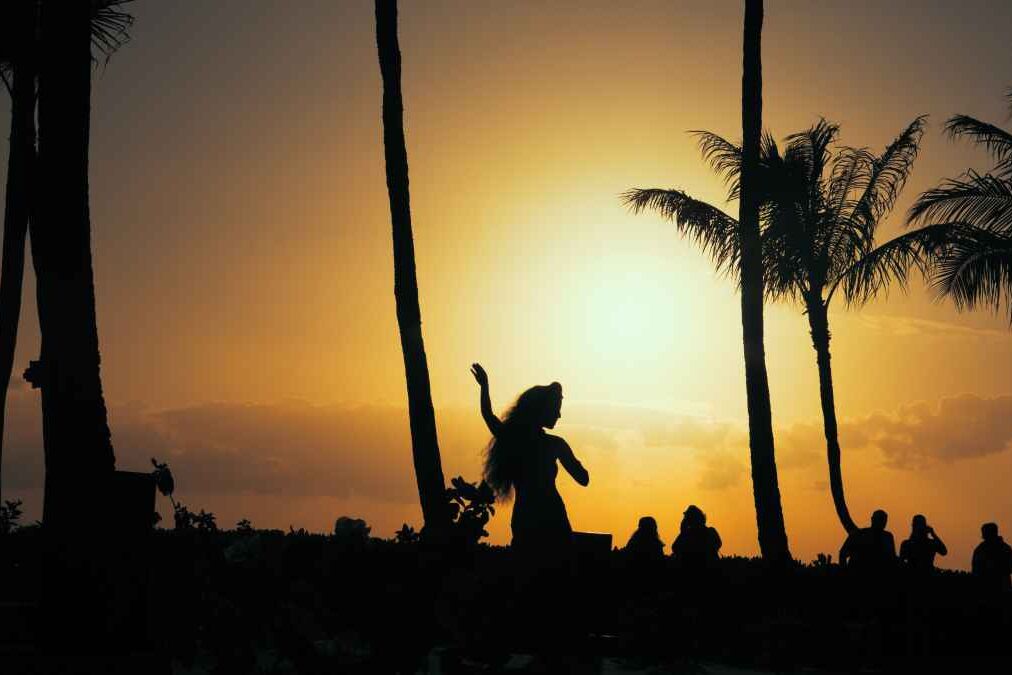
[0,498,23,535]
[444,476,495,546]
[236,518,254,534]
[172,502,217,532]
[393,523,420,545]
[334,517,370,541]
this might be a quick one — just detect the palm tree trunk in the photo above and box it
[35,0,115,529]
[0,56,36,501]
[806,299,857,535]
[375,0,449,536]
[738,0,790,563]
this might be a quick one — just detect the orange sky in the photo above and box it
[2,0,1012,568]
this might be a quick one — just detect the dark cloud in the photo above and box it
[4,392,1011,506]
[858,395,1012,469]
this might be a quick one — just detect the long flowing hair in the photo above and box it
[482,382,562,501]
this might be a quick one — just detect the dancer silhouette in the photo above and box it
[472,363,589,555]
[472,363,589,664]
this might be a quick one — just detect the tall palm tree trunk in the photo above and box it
[806,299,857,535]
[0,55,36,501]
[375,0,448,536]
[34,0,115,529]
[739,0,790,562]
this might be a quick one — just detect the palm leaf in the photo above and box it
[944,114,1012,176]
[908,170,1012,235]
[850,115,927,228]
[932,227,1012,321]
[91,0,136,63]
[691,130,741,195]
[621,187,741,279]
[835,222,961,305]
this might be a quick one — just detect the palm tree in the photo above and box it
[624,113,927,535]
[895,92,1012,321]
[736,0,790,562]
[374,0,449,536]
[28,0,135,526]
[0,0,38,501]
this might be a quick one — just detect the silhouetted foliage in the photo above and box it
[236,518,254,534]
[873,89,1012,322]
[625,115,928,536]
[445,476,496,546]
[0,498,23,534]
[172,502,217,532]
[334,516,371,541]
[394,523,420,545]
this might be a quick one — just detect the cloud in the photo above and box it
[697,451,745,490]
[3,392,489,504]
[4,389,1011,508]
[857,394,1012,468]
[852,314,1008,341]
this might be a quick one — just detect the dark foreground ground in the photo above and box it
[2,526,1009,674]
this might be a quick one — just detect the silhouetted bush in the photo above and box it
[0,498,23,535]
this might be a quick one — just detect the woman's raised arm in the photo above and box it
[471,363,503,436]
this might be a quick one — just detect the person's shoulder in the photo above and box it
[544,433,570,450]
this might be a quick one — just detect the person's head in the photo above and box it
[482,382,564,499]
[638,516,658,533]
[682,505,706,530]
[510,382,563,430]
[871,509,888,531]
[911,514,928,535]
[981,522,1000,541]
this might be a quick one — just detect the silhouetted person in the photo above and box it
[839,509,896,573]
[899,514,947,574]
[670,505,721,571]
[624,516,664,564]
[472,363,589,554]
[972,522,1012,593]
[472,363,588,663]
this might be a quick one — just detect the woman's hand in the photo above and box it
[471,362,489,388]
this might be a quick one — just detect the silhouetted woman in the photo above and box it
[471,363,589,556]
[624,516,665,563]
[472,363,589,662]
[671,505,721,571]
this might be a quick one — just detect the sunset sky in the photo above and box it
[3,0,1012,568]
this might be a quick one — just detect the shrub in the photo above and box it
[0,499,23,535]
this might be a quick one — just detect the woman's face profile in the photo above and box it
[543,392,562,429]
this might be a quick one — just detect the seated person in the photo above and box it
[624,516,664,563]
[671,505,721,570]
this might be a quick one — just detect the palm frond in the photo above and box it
[621,187,741,279]
[850,115,927,228]
[908,170,1012,235]
[784,118,839,192]
[835,222,961,306]
[944,114,1012,176]
[91,0,136,63]
[691,130,741,189]
[932,227,1012,321]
